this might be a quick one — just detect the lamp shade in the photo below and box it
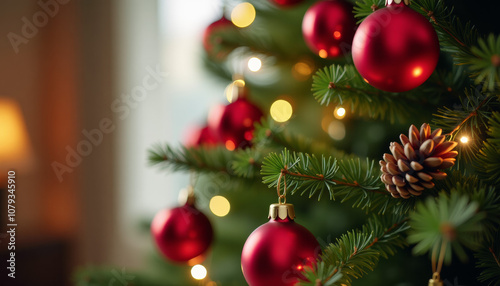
[0,98,33,175]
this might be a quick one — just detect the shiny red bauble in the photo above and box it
[241,206,320,286]
[302,0,357,58]
[203,16,236,61]
[151,204,213,264]
[351,1,440,92]
[212,97,263,149]
[185,125,218,148]
[270,0,304,7]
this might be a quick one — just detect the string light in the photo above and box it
[225,140,236,151]
[248,57,262,72]
[209,196,231,217]
[292,61,313,81]
[318,49,328,58]
[191,264,207,280]
[231,2,256,28]
[225,79,246,103]
[270,99,293,123]
[328,120,346,140]
[333,31,342,40]
[460,136,469,143]
[334,106,346,119]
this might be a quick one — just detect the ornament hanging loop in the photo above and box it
[428,272,443,286]
[277,169,288,204]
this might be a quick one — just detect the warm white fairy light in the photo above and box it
[210,196,230,217]
[460,136,469,143]
[231,2,256,28]
[248,57,262,72]
[328,120,346,140]
[334,107,346,119]
[270,99,293,123]
[191,264,207,280]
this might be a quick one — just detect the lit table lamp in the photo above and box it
[0,97,34,184]
[0,97,34,242]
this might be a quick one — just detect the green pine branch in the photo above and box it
[252,118,346,158]
[260,149,417,214]
[231,148,263,178]
[353,0,384,23]
[432,90,498,163]
[311,64,428,123]
[148,144,236,174]
[411,0,478,57]
[476,112,500,184]
[468,34,500,91]
[408,191,491,264]
[298,214,409,286]
[476,234,500,286]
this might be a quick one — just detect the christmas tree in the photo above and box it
[76,0,500,285]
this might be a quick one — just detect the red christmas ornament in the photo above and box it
[270,0,304,7]
[241,203,320,286]
[211,87,263,149]
[151,188,213,264]
[203,16,236,61]
[351,0,440,92]
[302,0,357,58]
[185,125,218,147]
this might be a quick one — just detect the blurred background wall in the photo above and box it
[0,0,222,285]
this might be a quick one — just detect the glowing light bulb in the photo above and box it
[318,49,328,58]
[294,62,312,76]
[225,140,236,151]
[333,31,342,40]
[248,57,262,72]
[460,136,469,143]
[270,99,293,123]
[334,107,346,119]
[209,196,231,217]
[191,264,207,280]
[231,3,256,28]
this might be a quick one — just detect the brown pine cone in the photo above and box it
[379,123,458,199]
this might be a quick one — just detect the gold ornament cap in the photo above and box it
[386,0,410,5]
[268,203,295,220]
[178,185,196,206]
[428,273,443,286]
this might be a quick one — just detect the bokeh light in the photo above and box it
[225,79,246,103]
[333,31,342,40]
[292,61,313,81]
[191,264,207,280]
[248,57,262,72]
[225,140,236,151]
[231,2,256,28]
[328,120,346,140]
[334,107,346,119]
[270,99,293,122]
[318,49,328,58]
[460,136,469,143]
[210,196,231,217]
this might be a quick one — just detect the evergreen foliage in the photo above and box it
[81,0,500,284]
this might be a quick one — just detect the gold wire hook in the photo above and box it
[277,169,287,204]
